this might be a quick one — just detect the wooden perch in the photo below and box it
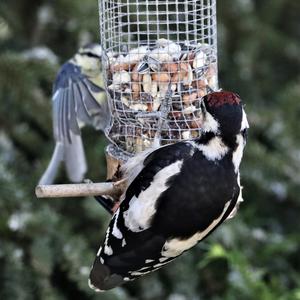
[36,146,126,203]
[35,181,126,199]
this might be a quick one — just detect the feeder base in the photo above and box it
[105,144,131,180]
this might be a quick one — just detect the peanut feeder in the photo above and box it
[99,0,218,167]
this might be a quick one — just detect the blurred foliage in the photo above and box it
[0,0,300,299]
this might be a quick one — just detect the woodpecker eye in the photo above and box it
[241,128,248,140]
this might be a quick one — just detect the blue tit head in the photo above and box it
[75,43,103,72]
[78,43,102,59]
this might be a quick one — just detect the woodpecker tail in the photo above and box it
[39,135,87,185]
[89,259,124,292]
[38,143,64,185]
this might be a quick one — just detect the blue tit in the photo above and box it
[39,43,109,185]
[89,91,249,291]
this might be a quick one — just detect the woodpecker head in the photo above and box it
[201,91,249,143]
[74,43,102,73]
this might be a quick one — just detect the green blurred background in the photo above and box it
[0,0,299,299]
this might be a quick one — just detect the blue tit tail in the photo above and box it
[64,134,87,183]
[39,143,64,185]
[39,134,87,185]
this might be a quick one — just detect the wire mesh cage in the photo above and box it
[99,0,218,159]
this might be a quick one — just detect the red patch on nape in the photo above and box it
[206,91,241,107]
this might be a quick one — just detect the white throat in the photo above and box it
[202,111,219,134]
[193,136,229,161]
[241,109,249,131]
[232,134,245,173]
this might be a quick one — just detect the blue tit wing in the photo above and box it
[52,61,106,144]
[89,142,240,291]
[44,61,108,184]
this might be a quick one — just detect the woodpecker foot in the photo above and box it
[112,201,121,214]
[94,195,115,215]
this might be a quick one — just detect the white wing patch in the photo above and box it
[104,228,110,246]
[96,246,102,257]
[123,160,183,232]
[123,277,131,282]
[111,210,123,239]
[159,257,169,262]
[153,262,169,268]
[104,245,113,256]
[161,201,231,259]
[130,270,152,276]
[195,137,229,161]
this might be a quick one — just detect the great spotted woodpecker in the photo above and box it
[89,91,249,291]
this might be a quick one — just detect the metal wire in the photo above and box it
[99,0,218,157]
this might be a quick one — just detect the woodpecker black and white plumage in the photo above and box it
[39,43,109,185]
[89,91,249,291]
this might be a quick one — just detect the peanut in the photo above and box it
[183,92,198,105]
[152,72,170,82]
